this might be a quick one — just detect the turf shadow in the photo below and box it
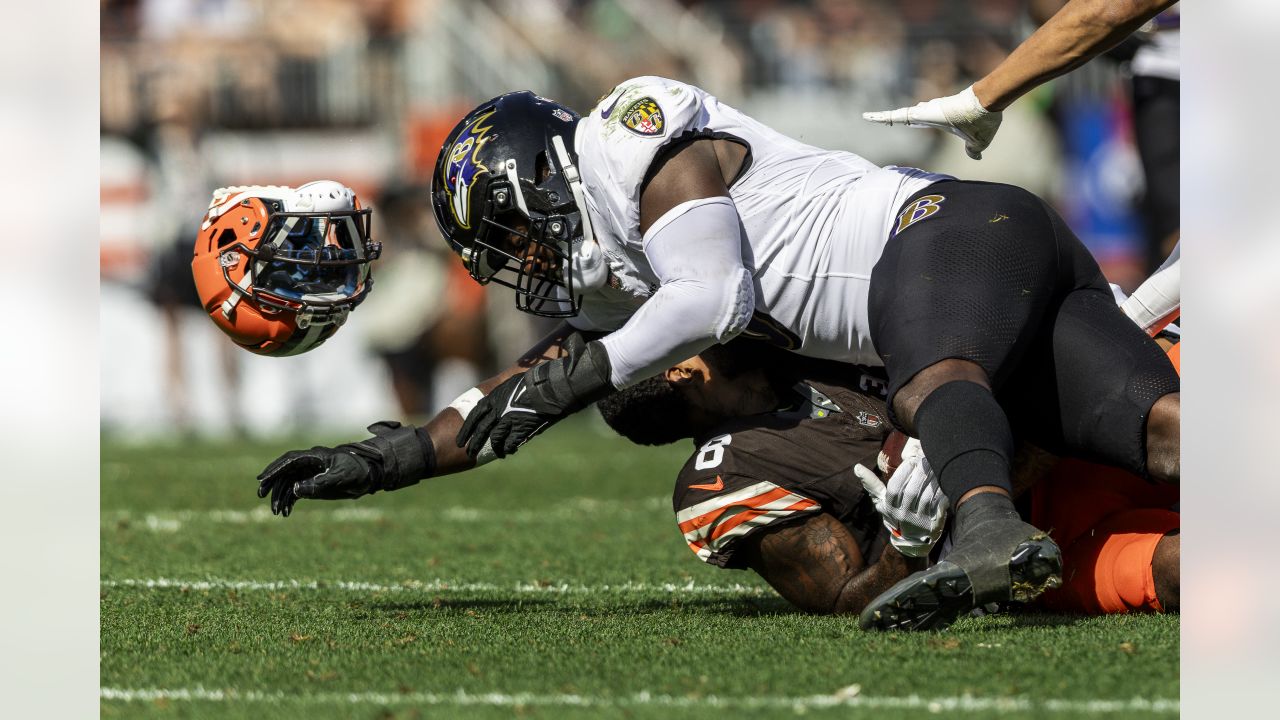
[1000,611,1104,629]
[370,595,804,617]
[617,596,801,616]
[371,598,557,613]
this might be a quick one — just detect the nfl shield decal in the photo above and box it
[621,97,665,136]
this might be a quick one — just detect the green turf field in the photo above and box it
[101,414,1179,719]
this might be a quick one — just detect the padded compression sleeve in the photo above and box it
[601,197,755,388]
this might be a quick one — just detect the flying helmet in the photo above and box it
[431,91,607,318]
[191,180,380,356]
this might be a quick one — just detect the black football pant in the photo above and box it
[868,180,1179,480]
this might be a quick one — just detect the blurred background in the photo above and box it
[99,0,1177,440]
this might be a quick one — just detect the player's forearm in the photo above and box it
[600,277,747,387]
[421,372,517,477]
[419,323,580,477]
[831,545,927,615]
[604,197,755,388]
[973,0,1176,111]
[747,512,925,615]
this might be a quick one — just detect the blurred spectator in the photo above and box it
[358,183,489,419]
[135,72,245,435]
[1128,5,1180,272]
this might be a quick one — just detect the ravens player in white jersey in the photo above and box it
[255,77,1181,631]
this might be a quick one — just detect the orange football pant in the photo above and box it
[1031,460,1179,614]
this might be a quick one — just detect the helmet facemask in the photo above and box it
[462,153,584,318]
[433,93,604,319]
[227,207,378,328]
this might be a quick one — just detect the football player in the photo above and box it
[595,335,1180,624]
[256,77,1180,631]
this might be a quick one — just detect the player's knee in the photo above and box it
[1145,393,1180,483]
[891,359,990,434]
[1152,531,1179,612]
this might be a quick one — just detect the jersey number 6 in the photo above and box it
[695,434,732,470]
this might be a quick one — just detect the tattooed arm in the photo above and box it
[739,512,928,614]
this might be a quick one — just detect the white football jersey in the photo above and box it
[571,76,949,367]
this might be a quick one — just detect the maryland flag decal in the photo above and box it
[621,97,665,136]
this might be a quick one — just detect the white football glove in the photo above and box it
[861,85,1002,160]
[854,438,950,557]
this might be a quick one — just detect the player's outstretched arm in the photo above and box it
[742,512,926,615]
[973,0,1175,111]
[862,0,1175,158]
[595,139,755,388]
[256,323,583,516]
[456,139,755,460]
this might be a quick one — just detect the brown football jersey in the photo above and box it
[672,365,892,569]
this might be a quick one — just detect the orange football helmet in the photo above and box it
[191,181,381,356]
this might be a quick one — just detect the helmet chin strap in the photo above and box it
[551,134,608,291]
[296,294,351,330]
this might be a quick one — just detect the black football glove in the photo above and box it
[457,335,614,459]
[256,421,435,517]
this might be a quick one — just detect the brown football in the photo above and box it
[877,430,910,477]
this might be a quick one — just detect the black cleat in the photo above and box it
[859,531,1062,632]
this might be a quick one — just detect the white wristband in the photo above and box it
[448,387,485,421]
[449,387,498,467]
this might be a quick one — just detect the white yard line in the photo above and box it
[103,497,669,531]
[99,686,1178,714]
[100,577,773,596]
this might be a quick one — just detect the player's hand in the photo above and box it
[456,335,614,460]
[456,372,556,459]
[862,86,1002,160]
[256,446,377,517]
[855,439,949,557]
[257,422,435,517]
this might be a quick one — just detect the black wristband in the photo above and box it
[525,338,615,412]
[359,421,437,492]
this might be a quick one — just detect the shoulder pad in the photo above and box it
[592,77,703,141]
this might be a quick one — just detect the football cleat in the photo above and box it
[859,522,1062,632]
[191,181,380,356]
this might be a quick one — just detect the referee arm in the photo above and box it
[975,0,1179,111]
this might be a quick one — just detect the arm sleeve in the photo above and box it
[599,197,756,388]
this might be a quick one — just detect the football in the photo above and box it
[877,429,910,477]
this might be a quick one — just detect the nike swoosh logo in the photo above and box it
[690,476,724,492]
[503,382,537,415]
[599,92,621,119]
